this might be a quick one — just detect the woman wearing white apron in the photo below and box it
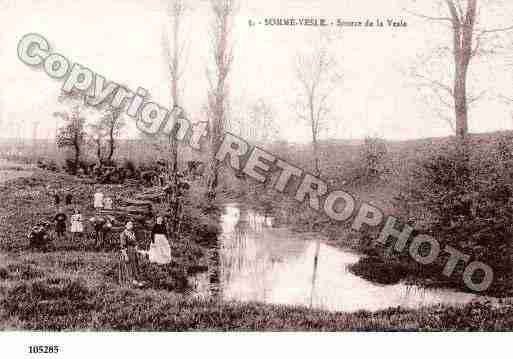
[148,216,172,265]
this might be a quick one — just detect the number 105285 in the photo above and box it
[28,345,60,354]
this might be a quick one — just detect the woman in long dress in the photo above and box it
[119,221,143,287]
[70,208,83,241]
[148,216,172,265]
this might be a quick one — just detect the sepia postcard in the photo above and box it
[1,0,513,356]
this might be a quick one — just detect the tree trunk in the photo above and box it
[107,128,115,163]
[74,141,80,175]
[167,3,182,235]
[206,5,229,204]
[96,138,102,165]
[454,62,469,139]
[447,0,476,140]
[309,96,321,177]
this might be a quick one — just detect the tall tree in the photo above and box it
[162,0,189,187]
[206,0,236,202]
[88,120,106,165]
[294,35,341,176]
[54,105,86,174]
[88,106,125,166]
[229,98,279,143]
[161,0,190,235]
[102,106,125,164]
[409,0,513,139]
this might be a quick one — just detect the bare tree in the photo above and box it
[408,0,513,139]
[160,0,191,235]
[230,98,279,143]
[162,0,189,185]
[206,0,236,202]
[294,35,341,176]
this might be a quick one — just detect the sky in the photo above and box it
[1,0,513,143]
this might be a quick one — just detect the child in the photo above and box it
[28,220,51,250]
[53,192,60,208]
[93,189,104,212]
[53,209,67,239]
[65,192,73,206]
[90,215,106,249]
[103,196,113,210]
[101,216,114,248]
[70,208,83,241]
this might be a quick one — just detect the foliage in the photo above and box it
[88,106,126,165]
[395,137,513,294]
[357,137,389,183]
[54,92,88,174]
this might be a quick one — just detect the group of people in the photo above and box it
[50,189,115,245]
[28,187,173,288]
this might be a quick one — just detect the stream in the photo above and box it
[193,203,478,312]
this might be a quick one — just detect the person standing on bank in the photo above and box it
[103,196,113,210]
[53,208,67,240]
[93,189,104,213]
[89,215,106,249]
[148,216,172,265]
[65,192,73,206]
[53,191,60,208]
[119,221,143,287]
[70,208,83,241]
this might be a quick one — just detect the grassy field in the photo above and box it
[2,246,513,331]
[3,136,513,330]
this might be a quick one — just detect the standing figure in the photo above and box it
[101,216,114,248]
[148,216,172,265]
[65,192,73,206]
[53,208,67,239]
[93,189,104,212]
[53,192,60,208]
[28,220,52,250]
[89,215,106,249]
[70,208,83,241]
[103,196,113,210]
[119,221,143,287]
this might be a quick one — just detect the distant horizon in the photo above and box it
[3,128,513,145]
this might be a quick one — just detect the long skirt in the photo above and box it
[118,247,140,285]
[148,234,172,265]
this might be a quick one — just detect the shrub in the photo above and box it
[348,137,389,185]
[395,137,513,294]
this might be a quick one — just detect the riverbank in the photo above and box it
[1,167,513,330]
[0,246,511,330]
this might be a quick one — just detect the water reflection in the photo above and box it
[193,204,477,312]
